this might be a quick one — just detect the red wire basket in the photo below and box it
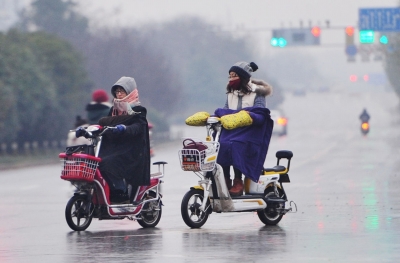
[59,153,101,182]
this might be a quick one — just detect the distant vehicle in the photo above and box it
[359,109,370,136]
[361,121,369,135]
[317,86,330,93]
[270,109,287,136]
[293,88,306,96]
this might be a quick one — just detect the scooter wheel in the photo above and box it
[65,195,93,231]
[257,187,284,225]
[181,189,209,228]
[137,191,162,228]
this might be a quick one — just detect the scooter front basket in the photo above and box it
[178,140,219,172]
[59,153,101,182]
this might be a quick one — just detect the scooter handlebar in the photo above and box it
[75,125,117,139]
[98,126,117,136]
[206,116,221,124]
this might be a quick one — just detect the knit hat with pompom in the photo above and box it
[229,61,258,80]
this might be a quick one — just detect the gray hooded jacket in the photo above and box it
[111,76,137,98]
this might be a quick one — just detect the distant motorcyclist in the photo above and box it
[359,108,370,123]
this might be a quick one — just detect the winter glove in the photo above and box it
[113,124,126,134]
[220,110,253,130]
[185,111,210,126]
[75,127,87,138]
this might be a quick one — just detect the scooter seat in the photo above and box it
[150,172,162,177]
[263,165,286,173]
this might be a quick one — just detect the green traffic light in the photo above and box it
[271,37,287,47]
[278,38,287,47]
[380,35,388,44]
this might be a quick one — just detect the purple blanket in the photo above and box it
[214,107,273,182]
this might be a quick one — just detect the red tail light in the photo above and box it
[277,117,287,126]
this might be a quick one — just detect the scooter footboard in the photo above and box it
[231,197,267,211]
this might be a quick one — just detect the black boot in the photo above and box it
[110,190,130,204]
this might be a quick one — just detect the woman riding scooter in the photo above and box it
[97,76,151,203]
[219,61,272,196]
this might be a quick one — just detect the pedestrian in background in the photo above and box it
[85,89,112,124]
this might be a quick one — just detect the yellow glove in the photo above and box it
[185,111,210,126]
[220,110,253,130]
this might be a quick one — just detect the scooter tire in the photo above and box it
[137,191,162,228]
[181,189,209,228]
[65,195,93,231]
[257,187,284,226]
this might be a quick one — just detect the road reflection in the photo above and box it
[181,226,287,260]
[64,226,287,262]
[66,228,161,262]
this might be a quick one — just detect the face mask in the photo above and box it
[228,78,241,90]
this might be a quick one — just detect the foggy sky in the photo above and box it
[14,0,399,90]
[78,0,399,31]
[75,0,398,90]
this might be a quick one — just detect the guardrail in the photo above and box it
[0,140,66,155]
[0,130,179,156]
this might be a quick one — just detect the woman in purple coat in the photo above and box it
[217,61,272,196]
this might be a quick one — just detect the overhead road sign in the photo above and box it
[271,28,320,47]
[359,7,400,31]
[359,30,375,43]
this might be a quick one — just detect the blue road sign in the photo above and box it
[359,8,400,31]
[346,45,357,56]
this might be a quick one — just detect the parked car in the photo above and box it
[270,109,288,136]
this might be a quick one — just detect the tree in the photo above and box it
[18,0,89,45]
[140,17,258,117]
[0,30,91,146]
[79,28,183,118]
[15,0,186,132]
[0,79,17,142]
[16,2,285,128]
[26,31,92,140]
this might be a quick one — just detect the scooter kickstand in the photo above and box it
[289,201,297,213]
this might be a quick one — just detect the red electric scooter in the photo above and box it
[60,125,166,231]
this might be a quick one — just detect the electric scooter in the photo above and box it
[178,117,296,228]
[60,125,166,231]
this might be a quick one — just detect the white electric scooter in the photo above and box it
[178,116,296,228]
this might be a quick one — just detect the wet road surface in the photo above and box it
[0,90,399,262]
